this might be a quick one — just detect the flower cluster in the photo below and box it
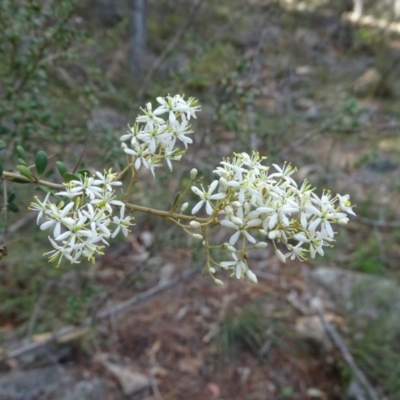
[191,152,355,283]
[29,170,133,266]
[120,95,200,177]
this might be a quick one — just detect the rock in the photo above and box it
[294,28,321,50]
[0,366,60,399]
[353,68,382,96]
[95,354,150,397]
[0,367,107,400]
[347,380,367,400]
[295,316,331,350]
[88,108,126,133]
[56,377,106,400]
[311,267,400,325]
[82,0,130,27]
[305,105,319,120]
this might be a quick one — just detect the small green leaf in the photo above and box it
[77,169,90,177]
[18,158,26,166]
[7,202,19,213]
[16,145,25,160]
[35,150,48,176]
[7,191,16,203]
[56,161,68,177]
[36,185,52,193]
[17,165,36,181]
[63,172,79,182]
[0,140,5,151]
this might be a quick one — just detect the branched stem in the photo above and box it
[3,171,63,190]
[125,202,210,224]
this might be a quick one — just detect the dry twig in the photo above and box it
[313,299,379,400]
[1,268,197,361]
[138,0,202,98]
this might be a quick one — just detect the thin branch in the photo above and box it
[357,216,400,228]
[1,268,197,361]
[25,281,53,340]
[3,171,63,190]
[125,202,210,223]
[314,300,379,400]
[2,178,8,236]
[137,0,203,98]
[0,213,35,244]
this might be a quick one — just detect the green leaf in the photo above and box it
[7,202,19,213]
[36,185,52,193]
[17,165,36,181]
[18,158,26,166]
[56,161,68,177]
[35,150,48,176]
[16,145,25,160]
[63,172,79,182]
[0,140,5,151]
[77,169,91,177]
[7,191,16,203]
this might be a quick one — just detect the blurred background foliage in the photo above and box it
[1,0,400,398]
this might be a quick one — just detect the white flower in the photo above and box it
[285,243,306,261]
[220,206,261,245]
[124,142,153,170]
[111,207,132,238]
[269,163,297,186]
[191,180,226,215]
[93,170,122,192]
[90,191,124,213]
[170,115,193,149]
[30,192,51,224]
[136,101,166,128]
[337,194,356,216]
[40,201,75,238]
[220,253,247,279]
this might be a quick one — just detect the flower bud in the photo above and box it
[255,242,268,249]
[219,177,228,192]
[225,205,233,215]
[189,221,201,228]
[226,245,237,253]
[275,249,286,263]
[190,168,198,179]
[121,143,127,149]
[268,230,277,240]
[246,270,258,283]
[338,218,349,225]
[192,233,203,240]
[231,201,241,208]
[213,278,224,286]
[230,216,243,226]
[209,267,216,274]
[180,202,189,213]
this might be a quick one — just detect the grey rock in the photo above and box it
[55,378,106,400]
[354,68,382,96]
[0,366,61,399]
[347,380,367,400]
[0,367,108,400]
[311,267,400,325]
[95,354,150,397]
[88,108,126,133]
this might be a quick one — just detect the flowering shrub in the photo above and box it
[1,94,355,284]
[190,152,355,284]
